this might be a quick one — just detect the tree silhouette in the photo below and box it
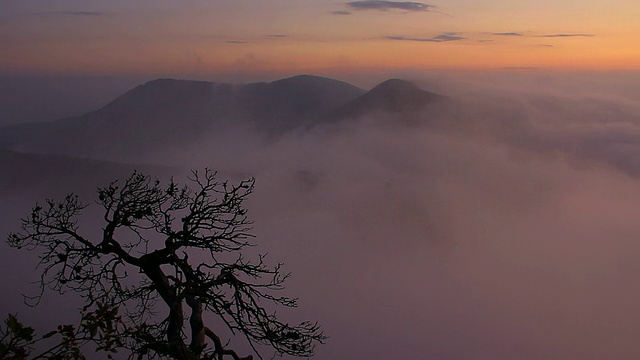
[6,170,324,360]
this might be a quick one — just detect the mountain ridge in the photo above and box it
[0,75,446,161]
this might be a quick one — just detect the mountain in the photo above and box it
[330,79,446,121]
[0,79,224,157]
[239,75,366,130]
[0,75,446,162]
[0,75,364,160]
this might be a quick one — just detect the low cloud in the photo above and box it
[387,33,465,42]
[4,72,640,360]
[488,32,593,39]
[164,72,640,359]
[492,32,524,36]
[347,1,434,12]
[537,33,594,37]
[267,34,287,38]
[331,10,352,15]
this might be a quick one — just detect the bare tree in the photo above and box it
[7,169,325,360]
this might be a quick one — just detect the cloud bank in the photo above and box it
[538,33,594,37]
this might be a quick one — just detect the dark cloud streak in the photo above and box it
[492,32,524,36]
[488,32,593,38]
[347,1,434,12]
[537,33,594,37]
[387,33,466,42]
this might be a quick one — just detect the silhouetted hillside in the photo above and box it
[0,75,366,159]
[240,75,365,130]
[331,79,446,120]
[0,75,449,161]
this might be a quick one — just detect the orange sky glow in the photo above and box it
[1,0,639,78]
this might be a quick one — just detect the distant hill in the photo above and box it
[240,75,367,131]
[330,79,446,121]
[0,75,363,159]
[0,75,446,162]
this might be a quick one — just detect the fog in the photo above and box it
[2,72,640,359]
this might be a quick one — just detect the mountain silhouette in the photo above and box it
[331,79,445,120]
[236,75,366,131]
[0,75,445,161]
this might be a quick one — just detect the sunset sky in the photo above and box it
[1,0,639,78]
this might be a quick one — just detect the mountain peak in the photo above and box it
[102,78,215,116]
[330,78,444,119]
[142,77,211,86]
[275,74,328,82]
[267,74,362,91]
[371,78,419,92]
[132,78,213,95]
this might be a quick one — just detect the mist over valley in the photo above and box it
[2,72,640,359]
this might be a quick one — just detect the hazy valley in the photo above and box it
[2,73,640,359]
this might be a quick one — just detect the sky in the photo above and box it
[1,0,640,79]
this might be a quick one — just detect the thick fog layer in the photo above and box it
[2,72,640,359]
